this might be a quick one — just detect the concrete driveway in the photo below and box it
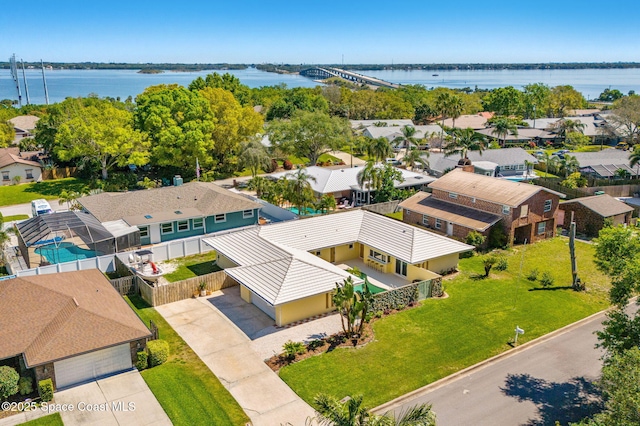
[157,287,343,426]
[0,370,170,426]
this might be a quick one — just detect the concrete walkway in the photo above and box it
[329,150,367,167]
[0,370,170,426]
[156,292,318,426]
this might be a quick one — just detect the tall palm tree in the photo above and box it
[558,154,580,177]
[356,161,379,205]
[443,128,486,162]
[247,176,271,198]
[286,168,317,214]
[366,137,393,164]
[448,94,464,129]
[491,117,519,147]
[311,393,436,426]
[392,125,419,158]
[629,145,640,179]
[553,119,586,139]
[542,151,555,177]
[402,149,429,171]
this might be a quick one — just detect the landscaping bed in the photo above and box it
[279,238,611,408]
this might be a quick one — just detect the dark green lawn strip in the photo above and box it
[279,238,611,408]
[18,413,63,426]
[125,295,249,426]
[0,178,89,206]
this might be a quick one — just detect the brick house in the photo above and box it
[400,168,565,245]
[0,270,151,391]
[558,194,634,237]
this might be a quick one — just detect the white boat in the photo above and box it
[129,250,164,283]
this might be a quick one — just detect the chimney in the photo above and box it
[456,158,474,173]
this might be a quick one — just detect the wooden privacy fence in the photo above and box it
[137,270,238,306]
[109,275,139,295]
[42,167,77,180]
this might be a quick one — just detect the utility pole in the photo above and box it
[569,211,583,291]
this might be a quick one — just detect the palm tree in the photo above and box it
[552,119,586,142]
[366,137,393,164]
[490,117,519,147]
[558,154,580,177]
[356,161,380,205]
[542,151,555,177]
[286,168,317,214]
[402,149,429,171]
[443,128,486,162]
[629,145,640,178]
[448,94,464,128]
[247,176,271,198]
[392,125,419,158]
[311,393,436,426]
[315,194,337,214]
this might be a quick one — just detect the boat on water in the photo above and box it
[432,74,439,76]
[129,249,164,283]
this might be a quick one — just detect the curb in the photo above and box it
[372,306,610,414]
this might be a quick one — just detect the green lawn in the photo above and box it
[279,238,611,408]
[2,214,29,221]
[163,251,221,282]
[385,211,403,221]
[125,295,249,426]
[287,153,341,165]
[0,178,89,207]
[19,413,63,426]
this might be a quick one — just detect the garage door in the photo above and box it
[251,291,275,319]
[54,343,132,389]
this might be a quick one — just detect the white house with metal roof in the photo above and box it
[203,210,472,325]
[269,165,435,206]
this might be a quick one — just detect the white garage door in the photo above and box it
[251,291,276,319]
[54,343,132,389]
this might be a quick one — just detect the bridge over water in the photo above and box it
[299,67,400,89]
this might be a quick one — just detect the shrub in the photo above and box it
[283,340,306,360]
[540,271,555,287]
[283,159,293,170]
[307,339,324,351]
[18,376,33,396]
[136,351,148,371]
[495,255,508,271]
[38,379,53,402]
[488,223,508,249]
[483,255,498,277]
[466,230,486,250]
[0,366,19,399]
[147,340,169,367]
[527,268,539,281]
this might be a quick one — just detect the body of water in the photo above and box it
[1,66,638,105]
[0,67,318,105]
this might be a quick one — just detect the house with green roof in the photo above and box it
[78,181,262,245]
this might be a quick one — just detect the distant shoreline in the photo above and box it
[2,62,640,72]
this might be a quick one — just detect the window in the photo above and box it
[395,259,408,277]
[502,205,511,215]
[537,221,546,235]
[348,244,354,249]
[369,249,388,263]
[422,214,429,226]
[544,199,552,212]
[435,218,442,229]
[1,172,8,181]
[520,205,529,218]
[471,197,476,203]
[449,192,458,199]
[314,251,321,256]
[517,164,525,170]
[161,222,174,234]
[214,213,226,223]
[139,226,149,238]
[192,218,204,229]
[25,169,33,179]
[243,209,254,219]
[177,220,189,232]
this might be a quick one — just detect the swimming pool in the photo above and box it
[35,242,100,264]
[354,281,387,294]
[287,206,325,216]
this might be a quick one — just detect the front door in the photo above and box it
[395,259,407,277]
[330,247,336,263]
[446,221,454,236]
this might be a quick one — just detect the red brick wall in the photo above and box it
[402,209,490,242]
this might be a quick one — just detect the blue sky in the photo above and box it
[2,0,639,64]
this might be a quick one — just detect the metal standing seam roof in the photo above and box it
[204,210,472,305]
[77,181,261,224]
[399,192,501,231]
[429,169,565,207]
[427,148,538,175]
[560,194,634,217]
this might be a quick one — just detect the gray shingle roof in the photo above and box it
[78,181,261,224]
[427,148,538,175]
[560,194,634,217]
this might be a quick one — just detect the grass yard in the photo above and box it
[0,178,89,207]
[385,210,403,221]
[2,214,29,221]
[125,295,249,426]
[287,153,341,165]
[163,251,221,282]
[279,238,611,408]
[18,413,63,426]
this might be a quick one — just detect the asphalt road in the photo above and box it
[377,310,620,426]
